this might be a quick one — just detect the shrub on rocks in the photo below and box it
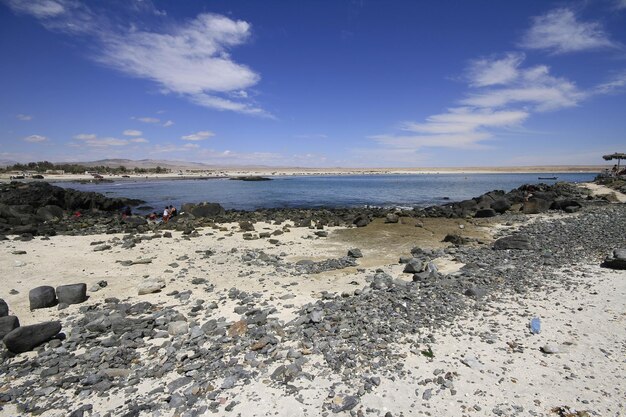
[3,321,62,354]
[56,283,87,305]
[29,286,57,310]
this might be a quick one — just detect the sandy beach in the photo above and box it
[1,182,625,416]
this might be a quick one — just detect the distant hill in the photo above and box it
[77,159,287,171]
[0,159,18,168]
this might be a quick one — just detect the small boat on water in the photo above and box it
[538,176,558,180]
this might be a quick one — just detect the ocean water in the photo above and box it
[54,173,597,212]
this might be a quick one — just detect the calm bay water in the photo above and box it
[55,173,596,212]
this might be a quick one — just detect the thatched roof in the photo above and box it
[602,153,626,161]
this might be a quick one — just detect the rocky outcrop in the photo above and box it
[0,182,143,236]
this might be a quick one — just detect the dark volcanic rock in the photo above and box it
[493,235,532,250]
[3,321,62,353]
[0,298,8,317]
[0,316,20,339]
[474,208,497,218]
[522,197,551,214]
[490,199,512,214]
[36,205,64,221]
[353,215,370,227]
[551,199,582,212]
[56,283,87,305]
[601,249,626,270]
[443,234,468,245]
[181,202,225,218]
[29,286,57,310]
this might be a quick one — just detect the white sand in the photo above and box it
[1,216,625,416]
[0,165,604,183]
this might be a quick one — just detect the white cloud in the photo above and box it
[150,143,200,153]
[400,107,529,135]
[4,0,65,18]
[293,133,328,139]
[593,71,626,95]
[130,138,149,143]
[3,2,267,115]
[370,54,585,154]
[134,117,160,124]
[163,120,174,127]
[520,8,617,54]
[467,53,524,87]
[73,133,97,140]
[181,131,215,141]
[23,134,48,143]
[123,129,142,136]
[461,59,584,111]
[16,113,33,121]
[97,13,266,115]
[189,93,270,116]
[615,0,626,10]
[73,133,128,147]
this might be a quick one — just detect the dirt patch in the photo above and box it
[328,217,495,269]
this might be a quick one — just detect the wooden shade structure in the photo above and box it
[603,152,626,172]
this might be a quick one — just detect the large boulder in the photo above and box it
[56,283,87,305]
[550,199,582,212]
[36,205,64,221]
[601,249,626,270]
[29,286,57,310]
[353,215,370,228]
[493,235,532,250]
[181,202,225,218]
[522,197,552,214]
[138,278,166,295]
[3,321,62,354]
[403,259,426,273]
[122,215,148,226]
[474,208,497,218]
[0,298,8,317]
[385,213,399,223]
[490,199,512,214]
[0,316,20,339]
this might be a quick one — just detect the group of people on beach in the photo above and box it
[162,205,177,222]
[145,205,177,222]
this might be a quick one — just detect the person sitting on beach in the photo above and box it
[148,212,157,221]
[163,207,170,223]
[122,206,131,218]
[169,205,177,217]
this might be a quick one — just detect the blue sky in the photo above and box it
[1,0,625,167]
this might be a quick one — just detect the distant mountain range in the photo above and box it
[77,159,282,170]
[0,159,18,168]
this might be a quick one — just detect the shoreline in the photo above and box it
[0,166,602,184]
